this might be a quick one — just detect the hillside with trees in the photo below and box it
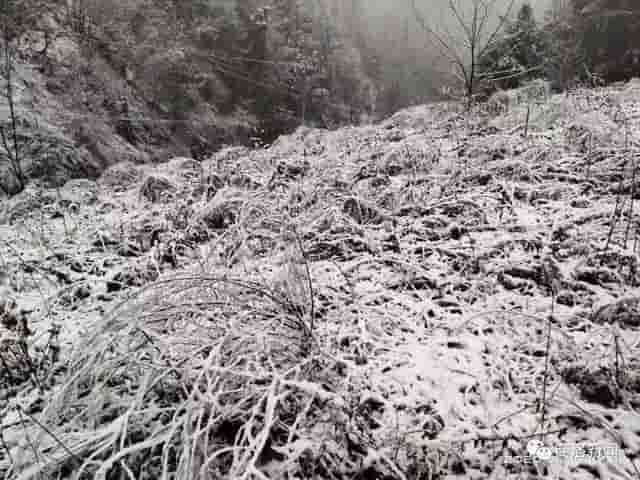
[476,0,640,94]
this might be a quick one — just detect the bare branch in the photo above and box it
[449,0,474,45]
[411,0,516,105]
[477,0,516,59]
[410,0,468,80]
[411,0,459,60]
[0,2,25,194]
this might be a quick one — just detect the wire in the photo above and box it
[205,54,304,97]
[205,54,361,114]
[209,51,312,67]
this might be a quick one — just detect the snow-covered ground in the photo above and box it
[2,81,640,479]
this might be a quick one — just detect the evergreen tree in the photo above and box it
[478,2,548,92]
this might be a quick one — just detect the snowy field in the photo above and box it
[2,80,640,479]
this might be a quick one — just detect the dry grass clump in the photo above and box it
[195,188,247,232]
[561,364,640,408]
[0,270,402,480]
[59,178,99,201]
[565,112,618,152]
[206,146,251,170]
[139,174,178,203]
[0,184,54,224]
[197,173,225,201]
[342,197,389,225]
[485,84,627,137]
[0,295,60,391]
[486,99,563,133]
[0,297,33,385]
[377,143,440,177]
[168,157,203,180]
[591,297,640,328]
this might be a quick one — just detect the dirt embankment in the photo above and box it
[1,11,257,192]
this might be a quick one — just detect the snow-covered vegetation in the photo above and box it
[2,0,640,478]
[2,80,640,479]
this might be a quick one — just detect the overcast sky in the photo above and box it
[363,0,553,23]
[343,0,554,53]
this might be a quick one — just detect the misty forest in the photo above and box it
[1,0,640,478]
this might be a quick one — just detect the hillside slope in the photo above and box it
[0,7,257,193]
[2,81,640,479]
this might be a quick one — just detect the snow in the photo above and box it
[2,83,640,479]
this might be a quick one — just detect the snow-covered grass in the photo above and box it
[2,81,640,479]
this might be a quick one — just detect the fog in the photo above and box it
[326,0,553,48]
[312,0,555,102]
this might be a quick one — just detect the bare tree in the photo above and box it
[411,0,515,109]
[0,0,26,196]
